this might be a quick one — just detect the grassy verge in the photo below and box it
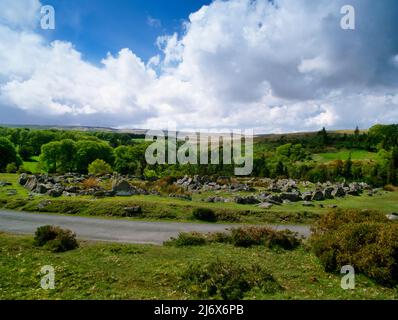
[0,232,396,300]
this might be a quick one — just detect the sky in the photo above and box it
[0,0,398,133]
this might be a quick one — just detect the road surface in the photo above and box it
[0,209,311,245]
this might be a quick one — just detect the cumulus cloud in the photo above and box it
[0,0,398,132]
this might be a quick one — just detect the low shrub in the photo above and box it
[5,163,18,173]
[206,232,232,244]
[192,207,217,222]
[164,232,207,247]
[384,184,398,192]
[230,227,301,249]
[88,159,112,176]
[180,259,281,300]
[311,208,388,235]
[34,225,59,246]
[82,177,99,189]
[34,225,79,252]
[310,210,398,286]
[215,210,241,222]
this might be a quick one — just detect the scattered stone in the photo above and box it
[258,202,273,209]
[47,188,63,198]
[36,184,49,194]
[0,181,12,187]
[386,213,398,221]
[332,187,346,198]
[280,192,301,202]
[323,187,334,200]
[312,190,325,201]
[169,194,192,201]
[24,176,38,191]
[37,200,51,210]
[112,179,137,196]
[18,173,28,186]
[301,192,313,201]
[6,189,17,196]
[303,201,315,207]
[123,206,142,217]
[234,195,260,205]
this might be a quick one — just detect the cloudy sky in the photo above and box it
[0,0,397,133]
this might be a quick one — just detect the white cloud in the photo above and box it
[147,16,161,28]
[0,0,41,29]
[0,0,398,132]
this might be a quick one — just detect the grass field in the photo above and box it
[312,150,377,163]
[1,233,397,300]
[22,156,41,174]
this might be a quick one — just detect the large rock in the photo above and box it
[312,190,325,201]
[112,179,136,196]
[301,192,313,201]
[36,184,49,194]
[18,173,28,186]
[234,195,260,205]
[347,187,360,196]
[47,188,63,198]
[265,194,282,205]
[323,187,335,200]
[332,187,345,198]
[256,192,271,202]
[24,176,38,191]
[280,192,301,202]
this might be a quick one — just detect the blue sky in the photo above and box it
[0,0,398,132]
[38,0,211,64]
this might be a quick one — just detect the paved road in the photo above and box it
[0,210,311,245]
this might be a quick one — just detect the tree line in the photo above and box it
[0,125,397,186]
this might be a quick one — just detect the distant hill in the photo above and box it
[0,123,368,140]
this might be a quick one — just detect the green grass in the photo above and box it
[22,156,41,174]
[0,233,396,300]
[312,150,377,163]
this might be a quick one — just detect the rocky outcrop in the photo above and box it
[112,179,137,196]
[234,195,260,205]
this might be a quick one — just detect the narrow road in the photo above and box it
[0,210,311,245]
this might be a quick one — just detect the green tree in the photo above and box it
[75,140,114,173]
[39,141,61,173]
[0,137,22,172]
[88,159,112,176]
[343,155,353,179]
[58,139,76,173]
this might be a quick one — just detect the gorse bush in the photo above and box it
[165,232,207,247]
[165,228,301,250]
[34,225,79,253]
[230,227,301,249]
[34,225,59,246]
[180,259,281,300]
[192,207,217,222]
[310,209,398,286]
[311,208,388,235]
[82,177,99,189]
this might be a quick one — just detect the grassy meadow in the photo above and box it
[1,232,397,300]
